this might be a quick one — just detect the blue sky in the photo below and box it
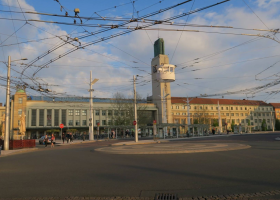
[1,0,280,104]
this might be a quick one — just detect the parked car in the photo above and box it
[39,136,55,144]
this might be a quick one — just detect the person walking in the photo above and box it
[62,132,65,144]
[66,132,70,143]
[70,133,73,142]
[51,134,55,148]
[44,134,49,148]
[83,132,86,141]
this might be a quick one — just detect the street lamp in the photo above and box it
[4,56,28,151]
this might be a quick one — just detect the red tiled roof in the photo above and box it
[270,103,280,108]
[171,97,269,106]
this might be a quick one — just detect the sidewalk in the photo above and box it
[0,148,38,157]
[54,139,108,146]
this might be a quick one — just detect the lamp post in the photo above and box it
[88,71,98,141]
[4,56,27,151]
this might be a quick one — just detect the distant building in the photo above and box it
[269,103,280,120]
[171,97,275,132]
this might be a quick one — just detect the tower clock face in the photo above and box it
[153,66,157,73]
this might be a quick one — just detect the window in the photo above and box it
[182,113,186,115]
[108,110,112,116]
[221,107,224,110]
[114,110,119,115]
[236,113,239,116]
[102,110,106,116]
[171,106,173,109]
[210,113,214,115]
[75,110,80,116]
[231,113,234,116]
[200,113,203,115]
[226,107,228,110]
[221,113,225,115]
[176,113,180,115]
[102,120,106,125]
[267,119,270,123]
[31,110,36,126]
[216,107,218,110]
[262,113,265,116]
[266,108,268,111]
[245,113,248,116]
[268,125,270,129]
[255,119,257,123]
[54,109,59,126]
[251,122,254,125]
[76,120,80,126]
[241,119,244,123]
[270,108,272,111]
[240,113,243,116]
[19,97,22,104]
[96,120,100,125]
[108,120,112,125]
[259,119,262,123]
[245,107,247,110]
[240,107,243,110]
[69,110,73,116]
[205,113,208,115]
[194,106,197,110]
[82,110,87,116]
[176,106,179,109]
[262,108,264,111]
[39,109,44,126]
[254,113,256,116]
[227,119,230,123]
[95,110,100,116]
[205,107,208,110]
[47,109,52,126]
[258,113,261,116]
[200,106,202,110]
[62,110,66,125]
[18,109,22,115]
[231,107,233,110]
[226,113,229,116]
[68,120,73,126]
[82,120,87,126]
[215,113,218,115]
[267,113,269,116]
[236,107,238,110]
[246,119,249,123]
[211,107,213,110]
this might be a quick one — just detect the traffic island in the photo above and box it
[95,142,251,154]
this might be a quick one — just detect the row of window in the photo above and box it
[68,110,127,116]
[68,120,111,126]
[173,112,272,117]
[174,118,273,125]
[172,105,273,111]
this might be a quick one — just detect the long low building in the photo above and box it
[10,89,158,139]
[171,97,275,132]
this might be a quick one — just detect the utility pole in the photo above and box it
[159,89,169,139]
[218,101,222,133]
[133,75,138,142]
[88,71,98,141]
[4,56,11,150]
[185,97,192,135]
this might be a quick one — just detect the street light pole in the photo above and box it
[88,71,99,141]
[133,75,138,143]
[4,56,11,150]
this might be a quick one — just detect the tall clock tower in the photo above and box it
[151,38,172,124]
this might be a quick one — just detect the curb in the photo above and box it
[0,148,38,157]
[111,140,169,146]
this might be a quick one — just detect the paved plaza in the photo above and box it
[0,133,280,200]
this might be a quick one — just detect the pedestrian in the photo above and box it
[51,134,55,148]
[111,130,113,138]
[70,133,73,142]
[66,132,70,143]
[62,132,65,144]
[44,134,49,148]
[83,132,86,141]
[113,130,115,139]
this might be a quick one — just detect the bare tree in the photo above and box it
[110,92,149,126]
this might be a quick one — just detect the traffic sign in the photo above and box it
[133,121,137,125]
[153,120,156,125]
[60,124,64,129]
[97,122,100,127]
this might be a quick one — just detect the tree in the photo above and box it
[231,120,235,131]
[212,119,218,127]
[110,92,148,126]
[261,119,267,131]
[275,119,280,130]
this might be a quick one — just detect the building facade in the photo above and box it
[10,90,158,138]
[270,103,280,120]
[171,97,275,132]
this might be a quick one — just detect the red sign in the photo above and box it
[60,124,64,129]
[97,122,100,127]
[153,120,156,124]
[133,121,137,125]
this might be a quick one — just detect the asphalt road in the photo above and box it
[0,133,280,199]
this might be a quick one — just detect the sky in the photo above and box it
[1,0,280,104]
